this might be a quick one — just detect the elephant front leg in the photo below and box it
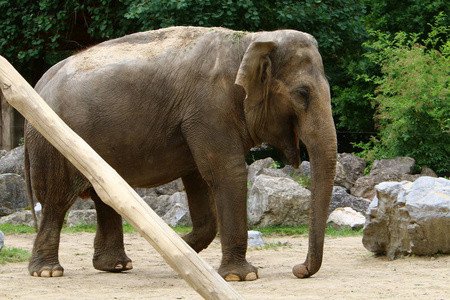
[213,173,258,282]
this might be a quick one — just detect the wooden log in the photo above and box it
[0,55,244,300]
[0,93,14,150]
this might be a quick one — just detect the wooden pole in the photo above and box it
[0,56,244,300]
[1,92,14,150]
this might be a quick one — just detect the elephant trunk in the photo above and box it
[293,126,337,278]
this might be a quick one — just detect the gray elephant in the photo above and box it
[25,26,337,281]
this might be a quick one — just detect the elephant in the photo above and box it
[24,26,337,281]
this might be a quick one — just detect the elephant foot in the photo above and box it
[218,262,259,282]
[292,263,311,278]
[93,252,133,273]
[29,258,64,277]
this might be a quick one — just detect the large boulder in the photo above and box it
[248,174,310,227]
[160,192,191,227]
[0,146,25,177]
[247,157,276,186]
[0,210,38,227]
[330,186,371,215]
[0,173,28,216]
[67,209,97,227]
[363,177,450,258]
[351,157,416,199]
[337,153,366,184]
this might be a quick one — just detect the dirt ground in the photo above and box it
[1,232,449,300]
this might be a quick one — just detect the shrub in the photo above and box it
[359,13,450,174]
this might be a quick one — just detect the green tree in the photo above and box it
[359,14,450,174]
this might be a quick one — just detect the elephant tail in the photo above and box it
[24,143,38,232]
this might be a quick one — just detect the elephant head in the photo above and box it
[235,31,337,278]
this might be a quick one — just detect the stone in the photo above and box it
[0,146,25,177]
[66,209,97,227]
[327,207,365,231]
[337,153,366,183]
[248,174,310,227]
[330,186,371,215]
[0,210,39,227]
[370,157,415,177]
[351,157,416,199]
[0,173,28,216]
[248,230,265,247]
[334,161,354,190]
[363,177,450,258]
[0,230,5,251]
[0,150,7,160]
[71,198,95,210]
[161,192,191,227]
[247,157,275,186]
[0,229,4,251]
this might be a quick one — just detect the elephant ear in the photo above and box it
[235,41,277,107]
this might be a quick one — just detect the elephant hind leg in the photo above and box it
[91,190,132,272]
[181,170,218,253]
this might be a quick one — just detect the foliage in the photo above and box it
[358,13,450,174]
[0,247,31,264]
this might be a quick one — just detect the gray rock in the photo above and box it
[337,153,366,183]
[370,157,415,177]
[154,179,184,195]
[363,177,450,258]
[247,157,275,186]
[71,198,95,210]
[0,173,28,216]
[0,150,7,160]
[248,230,265,247]
[351,157,416,199]
[334,161,354,190]
[0,146,25,177]
[67,209,97,227]
[0,229,4,251]
[330,186,371,215]
[161,192,191,227]
[327,207,365,231]
[0,210,39,227]
[248,175,310,227]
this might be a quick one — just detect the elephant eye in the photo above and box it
[292,87,311,108]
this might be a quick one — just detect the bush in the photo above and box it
[359,13,450,174]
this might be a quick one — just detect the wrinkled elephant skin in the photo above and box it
[25,26,337,280]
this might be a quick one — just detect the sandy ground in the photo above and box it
[0,232,449,300]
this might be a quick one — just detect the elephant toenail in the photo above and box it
[52,270,63,277]
[40,270,51,277]
[125,262,133,270]
[245,272,258,281]
[115,264,123,269]
[224,274,240,282]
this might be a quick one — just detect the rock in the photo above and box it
[327,207,365,231]
[247,157,275,186]
[330,186,371,215]
[161,192,191,227]
[337,153,366,183]
[334,161,354,190]
[67,209,97,227]
[248,175,310,227]
[0,210,39,227]
[71,198,95,210]
[248,230,265,247]
[0,150,7,160]
[370,157,415,177]
[363,177,450,258]
[351,157,416,199]
[0,229,4,251]
[0,146,25,177]
[154,179,184,195]
[0,173,28,216]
